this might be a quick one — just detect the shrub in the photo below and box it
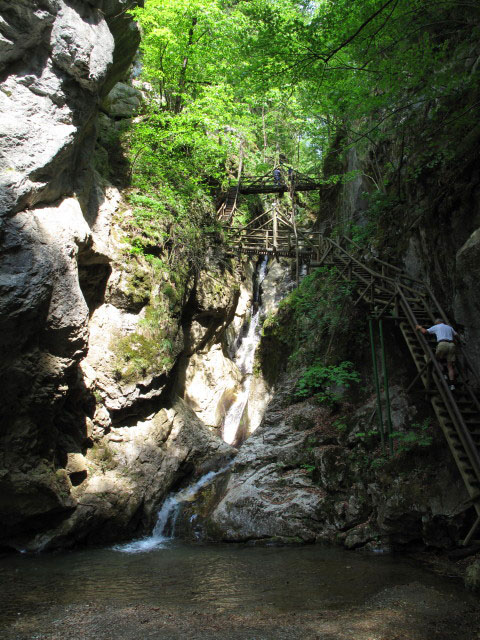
[295,360,360,405]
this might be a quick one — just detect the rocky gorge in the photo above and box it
[0,0,251,551]
[1,0,480,601]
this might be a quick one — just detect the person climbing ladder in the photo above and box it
[416,319,458,390]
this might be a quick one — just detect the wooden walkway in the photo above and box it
[224,224,480,545]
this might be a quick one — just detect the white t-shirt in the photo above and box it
[427,323,457,342]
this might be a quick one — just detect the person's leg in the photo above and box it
[436,343,449,379]
[447,361,455,381]
[447,344,456,382]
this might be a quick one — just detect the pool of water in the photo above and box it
[0,541,470,630]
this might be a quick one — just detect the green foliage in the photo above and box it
[295,360,360,405]
[300,463,315,474]
[391,419,433,454]
[112,298,176,382]
[279,266,353,363]
[333,419,348,432]
[257,264,356,385]
[232,0,480,184]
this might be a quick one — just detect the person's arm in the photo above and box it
[416,324,428,335]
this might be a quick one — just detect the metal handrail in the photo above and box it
[334,236,480,389]
[424,283,480,390]
[322,234,480,408]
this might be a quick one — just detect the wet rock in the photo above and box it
[261,258,294,316]
[183,345,242,427]
[200,372,470,550]
[343,521,382,549]
[204,399,334,542]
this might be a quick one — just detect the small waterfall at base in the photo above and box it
[222,257,268,446]
[113,465,231,554]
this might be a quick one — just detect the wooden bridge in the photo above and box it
[217,169,322,222]
[224,222,480,545]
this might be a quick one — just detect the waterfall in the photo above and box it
[113,466,230,553]
[222,257,268,445]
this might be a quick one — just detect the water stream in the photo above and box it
[1,543,476,639]
[223,257,268,445]
[114,465,231,554]
[113,258,269,554]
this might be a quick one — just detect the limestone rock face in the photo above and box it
[51,2,114,92]
[202,383,469,549]
[0,0,142,547]
[261,258,294,317]
[22,399,235,551]
[465,559,480,592]
[0,0,116,215]
[1,197,90,430]
[455,226,480,372]
[206,400,333,543]
[182,261,252,428]
[0,1,58,73]
[183,346,242,427]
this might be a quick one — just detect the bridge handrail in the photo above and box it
[322,235,424,298]
[329,234,480,388]
[338,235,426,287]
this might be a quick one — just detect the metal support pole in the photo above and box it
[369,319,386,455]
[379,319,394,455]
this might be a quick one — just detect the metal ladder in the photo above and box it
[314,235,480,545]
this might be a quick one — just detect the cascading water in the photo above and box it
[114,259,268,553]
[113,466,231,553]
[222,257,268,445]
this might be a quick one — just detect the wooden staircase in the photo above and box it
[314,236,480,545]
[220,221,480,541]
[217,186,238,222]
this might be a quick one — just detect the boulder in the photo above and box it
[102,82,142,118]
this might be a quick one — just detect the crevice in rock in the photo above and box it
[77,248,112,316]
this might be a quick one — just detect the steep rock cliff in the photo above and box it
[0,0,243,551]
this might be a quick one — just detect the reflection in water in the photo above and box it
[0,543,471,628]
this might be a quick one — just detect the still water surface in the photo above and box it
[0,542,469,629]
